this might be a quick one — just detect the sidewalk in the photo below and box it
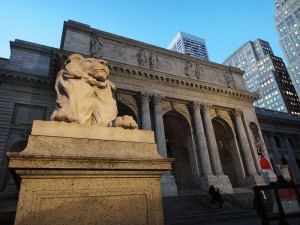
[204,215,300,225]
[204,216,260,225]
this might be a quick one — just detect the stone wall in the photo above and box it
[62,20,247,91]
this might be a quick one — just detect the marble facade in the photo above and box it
[1,20,292,199]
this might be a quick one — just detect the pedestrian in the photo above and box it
[209,185,216,203]
[215,188,224,208]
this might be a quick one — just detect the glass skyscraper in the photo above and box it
[167,31,209,60]
[274,0,300,98]
[224,38,300,115]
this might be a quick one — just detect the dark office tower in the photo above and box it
[167,31,209,60]
[274,0,300,98]
[224,38,300,115]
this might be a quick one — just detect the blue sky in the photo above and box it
[0,0,282,64]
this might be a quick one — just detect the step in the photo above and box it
[163,195,257,225]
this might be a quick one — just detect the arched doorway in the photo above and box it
[163,111,194,191]
[117,102,138,122]
[212,118,239,187]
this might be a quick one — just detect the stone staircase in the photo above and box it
[163,190,257,225]
[0,198,17,225]
[0,182,18,225]
[0,187,257,225]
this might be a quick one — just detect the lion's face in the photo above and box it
[65,54,109,81]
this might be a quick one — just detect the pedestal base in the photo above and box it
[161,173,178,197]
[8,121,173,225]
[199,175,233,194]
[244,171,277,187]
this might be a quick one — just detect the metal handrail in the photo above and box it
[218,190,244,209]
[197,187,248,209]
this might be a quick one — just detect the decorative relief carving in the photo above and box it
[171,101,177,111]
[149,51,160,69]
[224,67,236,89]
[215,108,221,118]
[201,103,212,111]
[184,61,204,80]
[152,93,164,104]
[136,48,148,67]
[136,48,160,70]
[90,34,103,58]
[195,64,204,80]
[139,91,152,103]
[184,61,193,78]
[231,108,243,117]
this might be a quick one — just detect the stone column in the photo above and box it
[201,103,223,175]
[139,91,152,130]
[152,93,167,157]
[294,134,300,152]
[265,131,281,165]
[282,134,300,181]
[191,101,213,176]
[231,109,257,176]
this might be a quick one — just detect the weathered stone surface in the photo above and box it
[62,21,247,90]
[63,29,90,55]
[32,120,154,143]
[8,121,172,225]
[6,40,51,76]
[51,54,137,129]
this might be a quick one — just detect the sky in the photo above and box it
[0,0,283,64]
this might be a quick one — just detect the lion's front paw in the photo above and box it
[111,115,138,129]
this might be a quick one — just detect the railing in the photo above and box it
[218,189,246,209]
[195,187,251,210]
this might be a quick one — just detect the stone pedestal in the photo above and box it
[160,172,178,197]
[243,172,277,187]
[7,121,173,225]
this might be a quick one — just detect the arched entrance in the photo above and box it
[163,111,195,191]
[212,118,239,187]
[117,102,138,122]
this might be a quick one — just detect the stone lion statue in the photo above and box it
[50,54,137,129]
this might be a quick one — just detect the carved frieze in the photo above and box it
[184,61,204,80]
[136,48,160,70]
[90,34,103,58]
[149,51,160,69]
[195,64,204,80]
[136,48,148,67]
[189,101,201,111]
[224,67,236,89]
[184,61,193,78]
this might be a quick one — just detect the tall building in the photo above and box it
[167,31,209,60]
[274,0,300,98]
[224,38,300,115]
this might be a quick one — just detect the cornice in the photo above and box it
[62,20,244,76]
[49,49,257,102]
[107,60,259,102]
[0,68,52,87]
[256,108,300,121]
[10,40,51,56]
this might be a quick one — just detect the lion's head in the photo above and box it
[63,54,109,81]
